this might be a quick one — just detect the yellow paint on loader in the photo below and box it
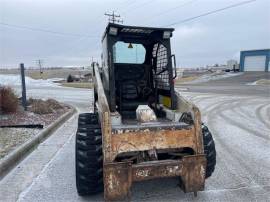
[159,95,171,108]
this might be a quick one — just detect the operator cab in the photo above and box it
[101,23,177,121]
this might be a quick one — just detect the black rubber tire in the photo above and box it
[78,113,99,127]
[202,124,216,178]
[76,113,103,196]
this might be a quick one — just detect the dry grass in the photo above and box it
[60,82,93,89]
[0,86,18,113]
[28,71,50,80]
[28,98,64,114]
[174,76,198,84]
[256,79,270,85]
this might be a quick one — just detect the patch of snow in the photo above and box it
[184,72,243,84]
[0,74,60,87]
[175,87,189,91]
[47,78,65,82]
[246,81,258,86]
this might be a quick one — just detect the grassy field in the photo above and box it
[174,76,198,84]
[0,68,91,80]
[60,82,93,89]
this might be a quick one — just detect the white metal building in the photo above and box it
[240,49,270,72]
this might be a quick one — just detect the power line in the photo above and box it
[145,0,198,24]
[0,22,99,38]
[115,0,153,22]
[121,0,137,7]
[118,0,138,11]
[90,0,132,34]
[54,0,133,55]
[54,37,99,57]
[0,21,101,62]
[164,0,257,26]
[123,0,153,14]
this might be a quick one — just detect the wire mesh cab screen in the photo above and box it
[152,43,169,90]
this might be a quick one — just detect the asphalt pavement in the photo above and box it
[0,73,269,202]
[177,72,270,97]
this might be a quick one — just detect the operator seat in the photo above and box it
[114,64,148,118]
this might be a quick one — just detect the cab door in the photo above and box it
[152,42,176,109]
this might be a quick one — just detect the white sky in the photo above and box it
[0,0,269,68]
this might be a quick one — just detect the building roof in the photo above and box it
[240,49,270,52]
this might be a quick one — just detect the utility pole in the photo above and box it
[36,59,44,79]
[91,57,95,68]
[104,11,123,24]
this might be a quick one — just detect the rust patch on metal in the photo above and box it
[103,162,132,201]
[111,128,197,161]
[94,66,112,162]
[192,105,203,154]
[132,160,183,181]
[103,155,206,201]
[175,92,204,154]
[180,155,206,192]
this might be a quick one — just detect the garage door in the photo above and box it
[244,56,266,71]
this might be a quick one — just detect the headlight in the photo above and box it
[163,31,171,39]
[109,27,118,36]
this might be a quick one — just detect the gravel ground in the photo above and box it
[0,128,39,158]
[0,105,69,160]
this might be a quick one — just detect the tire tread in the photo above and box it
[76,113,103,196]
[202,124,216,178]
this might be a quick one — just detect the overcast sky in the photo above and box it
[0,0,269,68]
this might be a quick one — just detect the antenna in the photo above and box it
[104,11,123,24]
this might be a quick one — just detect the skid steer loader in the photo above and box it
[75,23,216,201]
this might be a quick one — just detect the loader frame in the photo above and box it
[93,63,206,201]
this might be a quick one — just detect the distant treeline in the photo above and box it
[0,66,90,70]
